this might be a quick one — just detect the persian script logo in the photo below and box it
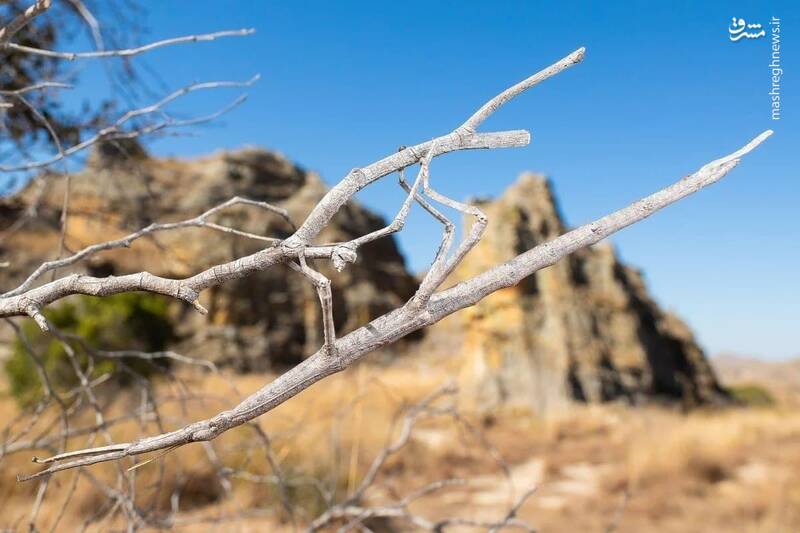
[729,17,765,41]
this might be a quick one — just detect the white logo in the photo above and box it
[729,17,766,41]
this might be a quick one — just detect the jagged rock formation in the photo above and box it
[0,142,419,370]
[422,173,728,412]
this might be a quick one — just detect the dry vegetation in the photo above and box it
[2,354,799,532]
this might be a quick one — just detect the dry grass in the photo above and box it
[527,404,800,533]
[0,363,468,530]
[623,408,799,488]
[2,361,800,532]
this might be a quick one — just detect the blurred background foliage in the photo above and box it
[5,293,174,405]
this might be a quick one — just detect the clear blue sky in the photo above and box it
[70,1,798,359]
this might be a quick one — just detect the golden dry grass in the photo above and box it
[1,361,799,532]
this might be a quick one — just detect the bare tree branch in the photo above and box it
[7,47,773,482]
[3,196,293,297]
[0,76,259,173]
[0,81,72,95]
[461,46,584,132]
[2,28,254,60]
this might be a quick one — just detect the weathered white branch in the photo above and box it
[4,48,583,322]
[3,196,292,297]
[6,45,772,481]
[461,47,585,132]
[443,129,773,309]
[16,127,772,481]
[289,129,531,244]
[286,47,586,251]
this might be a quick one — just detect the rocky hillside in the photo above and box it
[421,173,728,412]
[0,145,727,408]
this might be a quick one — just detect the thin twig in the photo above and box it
[0,77,259,173]
[3,195,292,297]
[2,28,254,60]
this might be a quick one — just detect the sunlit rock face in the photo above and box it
[424,173,728,413]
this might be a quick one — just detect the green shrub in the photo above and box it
[729,383,776,408]
[5,293,175,406]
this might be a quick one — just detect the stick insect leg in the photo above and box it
[344,155,429,251]
[289,249,337,357]
[411,152,488,307]
[397,160,456,286]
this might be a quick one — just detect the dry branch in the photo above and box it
[5,47,772,481]
[3,196,293,297]
[2,28,254,60]
[0,77,259,173]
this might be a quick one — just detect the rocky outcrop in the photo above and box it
[0,142,420,370]
[422,173,728,412]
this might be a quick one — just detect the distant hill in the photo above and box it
[714,354,800,406]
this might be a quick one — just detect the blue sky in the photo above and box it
[63,1,798,359]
